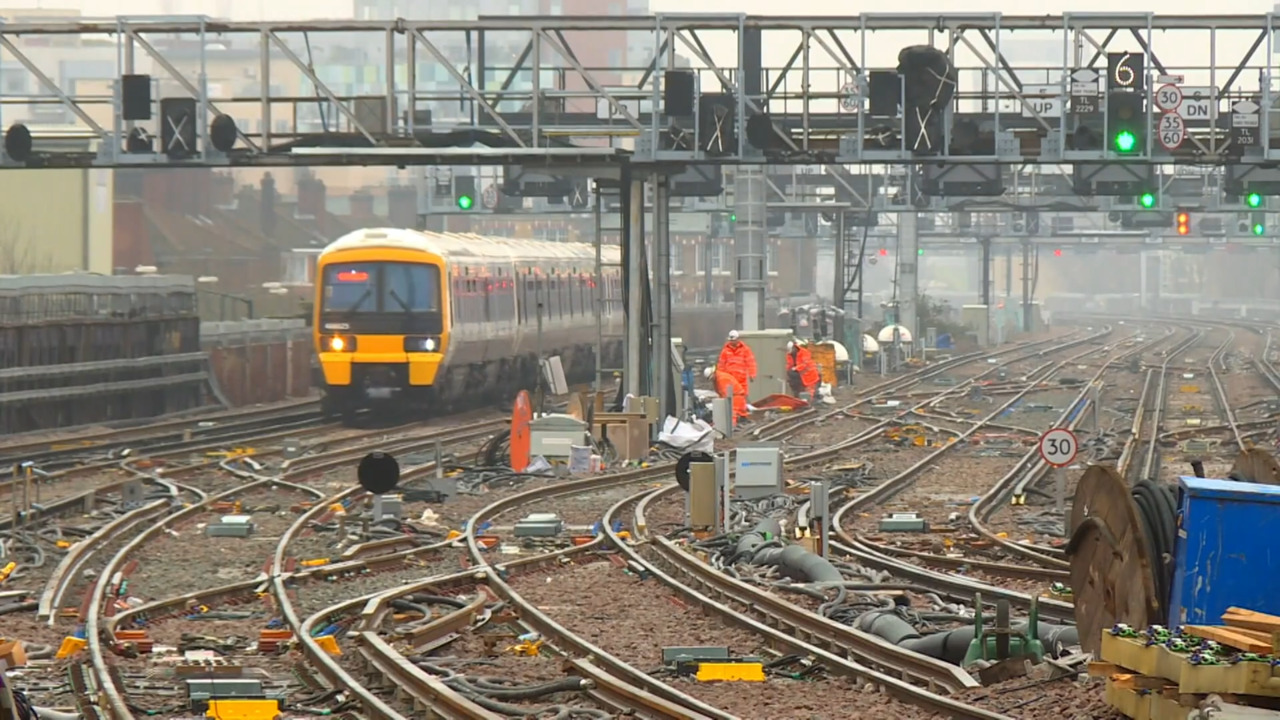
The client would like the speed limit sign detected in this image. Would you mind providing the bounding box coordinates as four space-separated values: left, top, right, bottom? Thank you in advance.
1155 83 1182 112
1158 112 1186 150
1038 428 1079 468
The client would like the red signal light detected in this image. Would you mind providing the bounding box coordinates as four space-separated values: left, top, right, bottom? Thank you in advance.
1053 249 1062 257
878 248 889 256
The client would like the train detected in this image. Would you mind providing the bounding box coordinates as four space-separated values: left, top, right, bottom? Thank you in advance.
313 228 623 420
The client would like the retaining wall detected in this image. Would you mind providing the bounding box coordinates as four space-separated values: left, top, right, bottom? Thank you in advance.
202 319 313 407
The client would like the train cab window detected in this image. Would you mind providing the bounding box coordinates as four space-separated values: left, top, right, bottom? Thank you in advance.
321 264 376 312
320 262 442 317
383 263 440 312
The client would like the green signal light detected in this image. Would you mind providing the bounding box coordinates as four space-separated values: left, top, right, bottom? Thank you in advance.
1254 223 1266 236
1139 193 1156 209
917 248 924 256
1113 130 1138 153
1247 193 1263 208
456 195 474 210
728 213 737 222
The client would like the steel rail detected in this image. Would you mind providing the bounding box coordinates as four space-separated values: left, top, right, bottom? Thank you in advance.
612 489 1012 720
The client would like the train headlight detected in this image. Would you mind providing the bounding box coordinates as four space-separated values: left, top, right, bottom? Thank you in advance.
404 336 440 353
324 335 355 352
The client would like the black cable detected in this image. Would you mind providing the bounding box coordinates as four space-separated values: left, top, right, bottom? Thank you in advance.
1130 479 1180 615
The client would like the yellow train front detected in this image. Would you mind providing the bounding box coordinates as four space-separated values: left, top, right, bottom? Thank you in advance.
312 227 623 422
313 229 448 419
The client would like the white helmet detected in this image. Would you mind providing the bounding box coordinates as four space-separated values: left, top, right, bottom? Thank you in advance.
703 366 716 379
728 330 740 341
787 341 795 352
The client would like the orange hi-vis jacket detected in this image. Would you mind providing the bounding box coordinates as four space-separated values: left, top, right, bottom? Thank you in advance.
714 369 749 422
787 345 821 391
718 340 757 388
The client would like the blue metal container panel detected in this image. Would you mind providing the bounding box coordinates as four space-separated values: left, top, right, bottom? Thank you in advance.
1168 476 1280 627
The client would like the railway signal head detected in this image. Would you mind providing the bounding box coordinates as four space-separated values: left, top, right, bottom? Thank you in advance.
1107 91 1145 155
1176 211 1191 236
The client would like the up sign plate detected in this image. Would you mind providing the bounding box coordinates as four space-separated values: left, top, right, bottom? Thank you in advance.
1020 84 1062 118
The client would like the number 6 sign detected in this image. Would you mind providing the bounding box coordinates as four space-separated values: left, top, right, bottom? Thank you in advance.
1038 428 1079 467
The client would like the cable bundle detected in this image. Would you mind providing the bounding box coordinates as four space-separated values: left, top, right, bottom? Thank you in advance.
1130 478 1180 614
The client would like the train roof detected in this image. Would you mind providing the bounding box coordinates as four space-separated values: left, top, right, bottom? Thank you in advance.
319 227 621 265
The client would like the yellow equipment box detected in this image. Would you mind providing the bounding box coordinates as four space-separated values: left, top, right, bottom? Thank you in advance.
695 661 766 682
205 699 280 720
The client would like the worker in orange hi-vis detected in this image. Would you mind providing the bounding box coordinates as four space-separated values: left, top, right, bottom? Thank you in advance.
717 330 757 391
786 340 821 398
706 366 749 424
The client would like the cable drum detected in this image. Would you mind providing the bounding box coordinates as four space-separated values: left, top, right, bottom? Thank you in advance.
675 451 715 492
1130 479 1180 615
896 45 958 155
358 451 400 494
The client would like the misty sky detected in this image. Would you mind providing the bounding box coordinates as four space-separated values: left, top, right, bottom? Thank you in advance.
10 0 1279 90
26 0 1279 24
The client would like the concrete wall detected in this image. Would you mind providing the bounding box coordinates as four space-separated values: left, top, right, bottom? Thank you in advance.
0 169 113 274
202 319 312 407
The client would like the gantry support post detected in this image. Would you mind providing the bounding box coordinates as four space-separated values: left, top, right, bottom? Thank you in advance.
652 174 673 421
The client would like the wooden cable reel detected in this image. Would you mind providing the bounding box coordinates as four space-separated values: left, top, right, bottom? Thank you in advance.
1228 447 1280 486
1065 465 1161 655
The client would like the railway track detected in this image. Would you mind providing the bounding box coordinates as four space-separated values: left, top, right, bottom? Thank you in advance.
8 332 1058 719
0 397 323 468
20 319 1280 720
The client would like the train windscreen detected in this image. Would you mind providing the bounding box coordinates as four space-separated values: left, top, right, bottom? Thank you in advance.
321 262 441 314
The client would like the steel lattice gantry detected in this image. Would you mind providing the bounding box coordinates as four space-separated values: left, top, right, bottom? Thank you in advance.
6 13 1280 170
8 13 1280 415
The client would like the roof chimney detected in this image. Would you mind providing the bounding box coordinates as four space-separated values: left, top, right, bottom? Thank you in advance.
212 173 235 208
297 177 326 218
350 190 375 220
260 172 277 237
387 186 419 228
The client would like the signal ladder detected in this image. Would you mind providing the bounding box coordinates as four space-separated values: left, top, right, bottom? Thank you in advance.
594 186 626 391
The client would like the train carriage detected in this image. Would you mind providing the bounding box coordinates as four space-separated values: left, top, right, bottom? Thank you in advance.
313 228 623 420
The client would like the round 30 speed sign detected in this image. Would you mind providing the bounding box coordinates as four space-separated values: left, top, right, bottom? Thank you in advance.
1038 428 1079 468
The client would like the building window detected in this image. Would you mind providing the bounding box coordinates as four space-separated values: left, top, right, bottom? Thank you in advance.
694 241 731 275
671 243 684 274
703 242 724 274
766 242 779 275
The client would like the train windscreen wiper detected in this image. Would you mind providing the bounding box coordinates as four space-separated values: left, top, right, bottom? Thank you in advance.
387 289 411 312
342 287 373 315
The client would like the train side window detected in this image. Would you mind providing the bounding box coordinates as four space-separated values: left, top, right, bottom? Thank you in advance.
455 275 465 324
482 276 492 323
